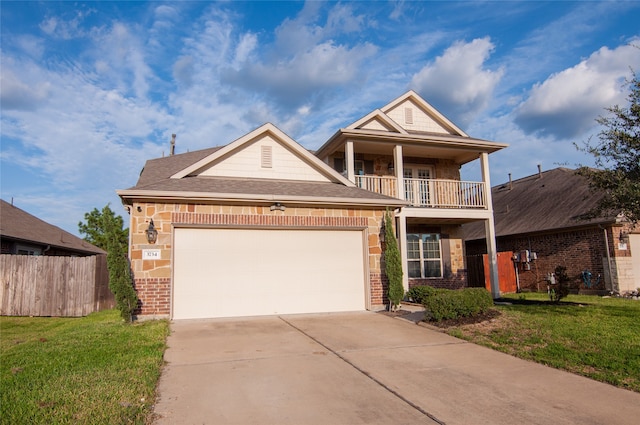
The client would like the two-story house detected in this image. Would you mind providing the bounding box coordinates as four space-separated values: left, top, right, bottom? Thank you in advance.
315 91 507 295
118 91 506 320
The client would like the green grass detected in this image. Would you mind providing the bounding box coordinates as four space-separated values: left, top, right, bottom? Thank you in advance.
445 293 640 392
1 310 169 425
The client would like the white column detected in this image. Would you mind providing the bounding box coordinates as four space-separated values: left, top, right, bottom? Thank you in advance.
481 152 500 299
393 145 404 200
346 141 355 183
397 211 409 291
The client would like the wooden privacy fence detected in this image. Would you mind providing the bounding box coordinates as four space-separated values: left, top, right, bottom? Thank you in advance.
466 251 518 294
0 254 113 317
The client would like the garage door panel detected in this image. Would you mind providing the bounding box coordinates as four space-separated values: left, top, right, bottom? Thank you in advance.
173 228 366 319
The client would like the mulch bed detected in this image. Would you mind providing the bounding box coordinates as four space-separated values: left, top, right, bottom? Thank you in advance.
377 307 502 328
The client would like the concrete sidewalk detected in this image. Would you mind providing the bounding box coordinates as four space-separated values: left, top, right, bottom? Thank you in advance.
153 312 639 425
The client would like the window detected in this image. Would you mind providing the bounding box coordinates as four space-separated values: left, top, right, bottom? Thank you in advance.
406 233 442 278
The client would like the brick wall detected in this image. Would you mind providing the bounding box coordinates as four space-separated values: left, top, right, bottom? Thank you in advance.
466 226 620 292
129 202 388 317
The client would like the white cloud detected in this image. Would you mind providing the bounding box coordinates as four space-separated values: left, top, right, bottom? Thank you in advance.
0 69 51 111
515 42 640 139
410 37 504 128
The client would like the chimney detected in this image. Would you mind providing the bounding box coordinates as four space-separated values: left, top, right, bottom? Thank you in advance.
170 134 176 156
537 164 542 178
508 173 512 190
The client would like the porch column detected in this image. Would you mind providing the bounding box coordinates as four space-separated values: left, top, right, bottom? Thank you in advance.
345 140 355 183
397 210 409 291
481 152 500 299
393 145 404 200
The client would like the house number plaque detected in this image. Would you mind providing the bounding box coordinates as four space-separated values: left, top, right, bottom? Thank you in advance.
142 249 161 260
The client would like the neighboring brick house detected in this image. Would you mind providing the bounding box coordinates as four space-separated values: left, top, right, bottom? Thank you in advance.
464 167 639 294
0 199 106 257
118 91 507 320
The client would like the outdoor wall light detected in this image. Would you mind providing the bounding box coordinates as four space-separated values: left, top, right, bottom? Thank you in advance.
387 162 394 173
379 220 386 243
270 203 286 212
146 219 158 244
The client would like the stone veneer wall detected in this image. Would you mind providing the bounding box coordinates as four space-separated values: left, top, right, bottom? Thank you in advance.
129 202 388 317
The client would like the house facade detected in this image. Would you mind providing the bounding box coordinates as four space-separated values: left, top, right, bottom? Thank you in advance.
118 92 507 320
315 91 507 294
464 168 639 294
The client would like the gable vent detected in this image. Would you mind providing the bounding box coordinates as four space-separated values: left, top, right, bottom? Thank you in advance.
404 107 414 125
261 145 273 168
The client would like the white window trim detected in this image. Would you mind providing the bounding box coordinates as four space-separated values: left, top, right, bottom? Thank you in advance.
407 233 443 279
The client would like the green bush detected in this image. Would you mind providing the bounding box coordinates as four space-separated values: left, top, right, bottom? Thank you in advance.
383 211 404 310
423 288 493 322
406 285 438 304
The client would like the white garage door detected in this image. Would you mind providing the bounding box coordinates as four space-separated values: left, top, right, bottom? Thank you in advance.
173 228 367 319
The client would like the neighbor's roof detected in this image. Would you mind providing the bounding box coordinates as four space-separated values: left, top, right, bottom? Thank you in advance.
119 142 406 208
464 167 616 240
0 199 106 255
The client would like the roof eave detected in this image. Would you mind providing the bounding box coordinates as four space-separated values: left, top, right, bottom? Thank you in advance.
117 189 408 208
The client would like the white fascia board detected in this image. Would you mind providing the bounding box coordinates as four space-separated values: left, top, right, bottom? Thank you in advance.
346 109 408 134
116 189 408 208
397 207 492 221
170 123 354 187
381 90 470 137
340 129 508 152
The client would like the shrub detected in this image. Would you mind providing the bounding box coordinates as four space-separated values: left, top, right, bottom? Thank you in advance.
423 288 493 322
406 285 437 304
549 265 570 303
383 211 404 310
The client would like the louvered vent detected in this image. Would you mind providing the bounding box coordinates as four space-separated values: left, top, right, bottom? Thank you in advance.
261 145 273 168
404 107 414 124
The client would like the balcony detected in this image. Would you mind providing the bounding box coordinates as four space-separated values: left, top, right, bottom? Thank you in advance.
355 175 486 209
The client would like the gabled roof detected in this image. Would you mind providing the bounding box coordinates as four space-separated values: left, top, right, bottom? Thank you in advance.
314 90 507 164
0 199 106 255
347 109 409 134
379 90 469 137
463 168 616 241
118 123 406 208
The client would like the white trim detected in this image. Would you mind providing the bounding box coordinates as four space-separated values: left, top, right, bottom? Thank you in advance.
170 123 355 187
347 109 409 134
380 90 469 137
116 189 408 208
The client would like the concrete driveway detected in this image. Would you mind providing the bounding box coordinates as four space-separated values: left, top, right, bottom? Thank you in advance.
153 312 639 425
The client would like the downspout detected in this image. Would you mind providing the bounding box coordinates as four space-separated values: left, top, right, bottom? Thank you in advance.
601 226 614 292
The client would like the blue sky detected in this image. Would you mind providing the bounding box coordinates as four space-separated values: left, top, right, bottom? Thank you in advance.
1 1 639 236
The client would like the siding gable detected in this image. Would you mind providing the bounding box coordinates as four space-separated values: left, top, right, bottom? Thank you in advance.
171 123 353 185
198 134 331 182
380 90 468 137
385 99 452 134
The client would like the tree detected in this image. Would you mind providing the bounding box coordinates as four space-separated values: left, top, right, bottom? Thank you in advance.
79 204 137 321
576 73 640 223
78 204 128 251
383 210 404 310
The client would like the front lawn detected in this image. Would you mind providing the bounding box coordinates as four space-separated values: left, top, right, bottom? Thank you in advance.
1 310 169 424
443 293 640 393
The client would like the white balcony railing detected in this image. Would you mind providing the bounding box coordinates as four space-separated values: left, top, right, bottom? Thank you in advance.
355 175 486 209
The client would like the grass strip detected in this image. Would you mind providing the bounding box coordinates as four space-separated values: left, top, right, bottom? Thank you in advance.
1 309 169 424
445 293 640 393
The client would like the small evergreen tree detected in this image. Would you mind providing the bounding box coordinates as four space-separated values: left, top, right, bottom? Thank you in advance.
79 204 137 321
384 211 404 310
